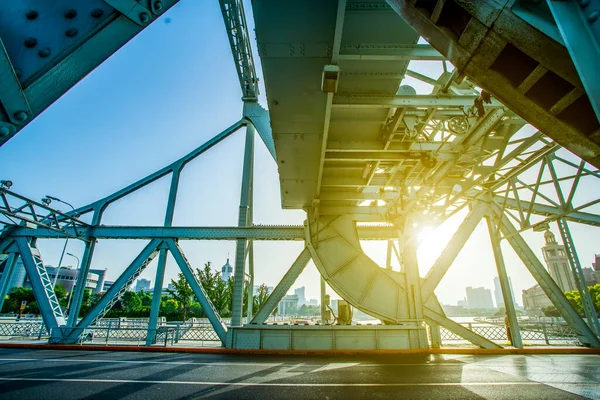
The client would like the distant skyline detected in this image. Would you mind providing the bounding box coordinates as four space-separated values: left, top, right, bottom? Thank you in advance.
1 1 599 306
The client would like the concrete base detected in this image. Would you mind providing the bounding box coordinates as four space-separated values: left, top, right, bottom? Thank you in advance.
228 324 429 350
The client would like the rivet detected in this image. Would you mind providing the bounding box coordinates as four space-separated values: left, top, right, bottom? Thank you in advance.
14 111 28 122
65 28 78 37
64 9 77 19
589 10 600 22
24 38 38 48
0 126 11 137
580 0 591 7
26 10 39 20
154 1 163 11
140 12 150 23
91 8 104 18
38 48 51 58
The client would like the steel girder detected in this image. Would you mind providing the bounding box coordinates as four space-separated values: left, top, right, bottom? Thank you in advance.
546 0 600 122
0 0 181 147
14 238 66 330
59 238 162 343
420 200 489 300
219 0 259 100
0 188 89 239
166 239 228 344
384 0 600 168
496 205 600 348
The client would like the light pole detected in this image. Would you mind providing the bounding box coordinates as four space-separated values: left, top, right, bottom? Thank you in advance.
65 252 80 314
42 196 77 288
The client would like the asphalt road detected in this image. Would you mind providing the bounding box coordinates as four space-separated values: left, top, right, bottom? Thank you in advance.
0 349 598 399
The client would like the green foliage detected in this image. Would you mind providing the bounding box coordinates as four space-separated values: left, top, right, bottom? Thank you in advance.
564 284 600 316
542 305 561 317
1 287 36 314
138 290 153 307
122 291 142 312
168 272 194 320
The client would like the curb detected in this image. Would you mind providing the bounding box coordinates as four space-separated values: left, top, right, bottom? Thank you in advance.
0 343 598 356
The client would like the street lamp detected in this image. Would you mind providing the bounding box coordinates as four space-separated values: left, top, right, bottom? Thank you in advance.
65 252 81 314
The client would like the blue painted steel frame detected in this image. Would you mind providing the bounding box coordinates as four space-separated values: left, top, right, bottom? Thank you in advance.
547 0 600 122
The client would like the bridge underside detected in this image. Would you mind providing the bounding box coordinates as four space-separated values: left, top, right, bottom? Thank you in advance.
0 0 599 351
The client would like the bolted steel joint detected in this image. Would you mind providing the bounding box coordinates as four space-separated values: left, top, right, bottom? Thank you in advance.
13 111 28 122
38 48 51 58
91 9 104 18
0 126 11 137
65 28 78 37
26 10 39 20
589 10 599 23
24 37 38 48
154 1 163 11
140 12 150 23
64 9 77 19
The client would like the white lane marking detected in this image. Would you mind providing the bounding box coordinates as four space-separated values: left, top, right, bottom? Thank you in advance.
0 377 557 387
0 358 462 367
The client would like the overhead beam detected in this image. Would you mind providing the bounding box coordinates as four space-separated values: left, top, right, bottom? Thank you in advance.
9 225 403 240
333 95 504 108
496 197 600 227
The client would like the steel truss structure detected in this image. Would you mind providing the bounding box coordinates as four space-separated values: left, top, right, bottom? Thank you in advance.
1 0 599 349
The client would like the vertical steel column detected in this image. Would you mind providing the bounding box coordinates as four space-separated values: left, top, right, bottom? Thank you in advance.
0 252 18 312
320 276 327 324
402 220 424 347
231 123 254 326
67 210 103 326
556 218 600 336
246 241 254 321
386 239 393 270
146 169 181 345
246 167 255 321
486 216 523 348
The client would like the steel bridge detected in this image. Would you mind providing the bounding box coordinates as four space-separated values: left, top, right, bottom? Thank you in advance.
0 0 600 351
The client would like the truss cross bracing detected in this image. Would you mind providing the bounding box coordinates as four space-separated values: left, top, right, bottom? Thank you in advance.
0 0 599 350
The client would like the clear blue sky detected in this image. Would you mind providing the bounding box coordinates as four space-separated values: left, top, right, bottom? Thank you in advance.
1 1 598 305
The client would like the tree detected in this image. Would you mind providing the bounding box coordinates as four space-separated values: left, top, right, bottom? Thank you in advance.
122 291 142 312
253 283 270 314
1 287 35 314
542 305 561 317
162 299 179 314
138 290 153 307
168 273 194 320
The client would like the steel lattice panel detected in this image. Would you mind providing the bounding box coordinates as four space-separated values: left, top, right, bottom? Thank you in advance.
0 0 181 146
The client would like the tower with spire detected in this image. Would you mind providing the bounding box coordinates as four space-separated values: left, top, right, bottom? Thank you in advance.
542 230 577 292
221 258 233 282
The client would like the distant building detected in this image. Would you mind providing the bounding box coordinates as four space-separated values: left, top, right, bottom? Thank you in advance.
542 230 577 292
493 276 517 308
221 258 233 282
89 268 107 294
135 278 151 293
465 286 494 309
294 286 306 306
278 294 298 315
523 230 579 316
103 280 114 292
457 299 467 308
44 266 99 294
582 267 598 286
522 285 552 317
306 299 318 306
593 254 600 282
